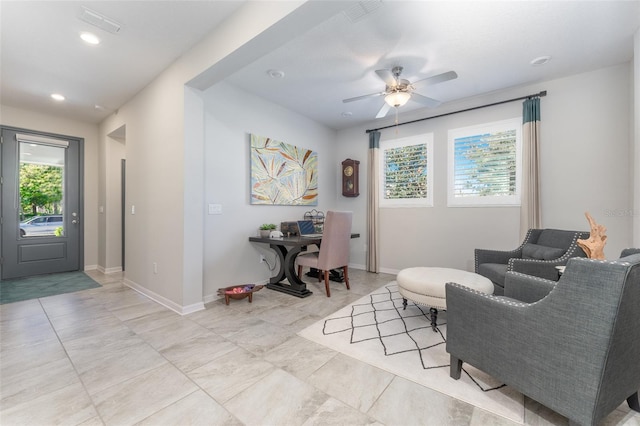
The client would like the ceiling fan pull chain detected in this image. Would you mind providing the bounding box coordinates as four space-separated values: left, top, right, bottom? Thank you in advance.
395 108 399 134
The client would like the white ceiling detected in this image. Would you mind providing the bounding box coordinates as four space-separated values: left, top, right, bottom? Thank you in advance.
1 1 639 130
0 1 245 123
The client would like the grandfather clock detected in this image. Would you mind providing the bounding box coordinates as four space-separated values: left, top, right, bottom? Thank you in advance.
341 158 360 197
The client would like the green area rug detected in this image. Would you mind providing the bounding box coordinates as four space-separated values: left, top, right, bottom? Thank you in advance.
0 271 101 304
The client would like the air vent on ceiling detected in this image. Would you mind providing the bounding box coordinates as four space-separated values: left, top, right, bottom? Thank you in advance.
344 0 383 23
78 7 121 34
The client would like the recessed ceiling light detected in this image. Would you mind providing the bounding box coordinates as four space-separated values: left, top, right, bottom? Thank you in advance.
530 56 551 66
267 69 285 79
341 112 353 118
51 93 65 101
80 32 100 45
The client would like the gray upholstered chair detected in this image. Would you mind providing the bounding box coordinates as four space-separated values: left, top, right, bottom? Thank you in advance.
446 252 640 426
296 211 352 297
475 228 589 295
504 248 640 303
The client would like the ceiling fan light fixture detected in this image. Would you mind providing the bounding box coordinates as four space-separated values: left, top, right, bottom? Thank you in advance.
385 91 411 108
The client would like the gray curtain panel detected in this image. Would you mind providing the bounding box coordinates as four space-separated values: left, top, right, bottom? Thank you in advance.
520 97 542 238
367 131 381 272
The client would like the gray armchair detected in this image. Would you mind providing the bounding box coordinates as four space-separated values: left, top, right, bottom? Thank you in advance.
446 252 640 426
475 228 589 295
504 248 640 303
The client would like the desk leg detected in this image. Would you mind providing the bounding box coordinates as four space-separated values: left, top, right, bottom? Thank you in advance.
266 244 312 298
268 244 287 284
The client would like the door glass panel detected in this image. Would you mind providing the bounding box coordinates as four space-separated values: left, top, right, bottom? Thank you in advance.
19 142 65 238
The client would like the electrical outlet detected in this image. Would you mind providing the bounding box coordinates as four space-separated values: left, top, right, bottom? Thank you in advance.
260 255 265 263
153 262 158 274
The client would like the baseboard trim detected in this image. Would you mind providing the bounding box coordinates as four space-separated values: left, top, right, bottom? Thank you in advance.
96 265 123 274
122 278 205 316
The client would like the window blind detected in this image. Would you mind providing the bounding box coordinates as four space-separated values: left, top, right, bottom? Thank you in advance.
452 130 516 197
384 143 428 199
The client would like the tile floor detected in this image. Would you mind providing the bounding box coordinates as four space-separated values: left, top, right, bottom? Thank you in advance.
1 269 638 426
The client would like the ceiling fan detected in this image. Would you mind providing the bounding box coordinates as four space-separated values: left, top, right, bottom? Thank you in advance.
343 66 458 118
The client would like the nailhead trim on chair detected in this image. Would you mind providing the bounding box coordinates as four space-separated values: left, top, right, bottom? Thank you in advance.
577 257 632 266
448 282 529 307
506 232 586 270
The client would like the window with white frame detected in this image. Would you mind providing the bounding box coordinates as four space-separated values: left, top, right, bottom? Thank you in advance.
379 134 433 207
447 118 522 206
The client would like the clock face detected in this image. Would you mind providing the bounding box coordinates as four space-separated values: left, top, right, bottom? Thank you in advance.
344 165 354 177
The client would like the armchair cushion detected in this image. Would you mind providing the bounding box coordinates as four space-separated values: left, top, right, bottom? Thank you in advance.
476 263 508 287
522 243 565 260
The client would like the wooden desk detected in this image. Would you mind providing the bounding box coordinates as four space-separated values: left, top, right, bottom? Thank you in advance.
248 233 359 298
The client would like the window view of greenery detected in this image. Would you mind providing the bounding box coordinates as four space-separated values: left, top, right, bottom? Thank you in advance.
19 142 65 237
379 134 433 208
452 130 517 197
448 118 521 206
20 164 63 217
384 143 429 200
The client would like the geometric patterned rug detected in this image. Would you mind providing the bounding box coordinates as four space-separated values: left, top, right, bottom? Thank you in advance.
298 282 525 423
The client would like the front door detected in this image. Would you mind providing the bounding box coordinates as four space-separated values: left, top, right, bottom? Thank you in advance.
1 127 83 279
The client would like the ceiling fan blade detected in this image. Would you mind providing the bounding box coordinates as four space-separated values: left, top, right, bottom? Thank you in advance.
375 103 391 118
343 91 385 103
411 92 442 108
412 70 458 88
375 69 396 87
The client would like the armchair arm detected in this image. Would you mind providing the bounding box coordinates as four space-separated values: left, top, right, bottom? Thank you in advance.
508 258 564 280
504 271 556 302
474 248 522 272
621 248 640 258
445 283 536 384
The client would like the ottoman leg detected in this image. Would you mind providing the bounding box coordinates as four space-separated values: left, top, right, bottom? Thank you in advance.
429 307 438 332
402 298 408 310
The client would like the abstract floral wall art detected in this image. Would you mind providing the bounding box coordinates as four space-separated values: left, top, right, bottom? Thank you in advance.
250 134 318 205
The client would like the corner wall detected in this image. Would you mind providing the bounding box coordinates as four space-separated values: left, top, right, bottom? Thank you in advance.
201 81 338 299
96 1 349 312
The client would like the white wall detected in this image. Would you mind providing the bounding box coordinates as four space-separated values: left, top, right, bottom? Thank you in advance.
104 133 125 273
201 81 338 298
334 63 633 273
96 1 346 312
0 104 99 270
634 29 639 246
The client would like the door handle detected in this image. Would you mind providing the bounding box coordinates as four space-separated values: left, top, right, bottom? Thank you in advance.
71 212 80 224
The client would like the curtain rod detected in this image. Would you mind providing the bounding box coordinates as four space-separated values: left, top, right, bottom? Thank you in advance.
365 90 547 134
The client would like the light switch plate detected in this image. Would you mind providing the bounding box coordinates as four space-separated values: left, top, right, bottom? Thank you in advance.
208 204 222 215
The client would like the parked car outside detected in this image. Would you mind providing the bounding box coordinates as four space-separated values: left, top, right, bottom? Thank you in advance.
19 215 63 237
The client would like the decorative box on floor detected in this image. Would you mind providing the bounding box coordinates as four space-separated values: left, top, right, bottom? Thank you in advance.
217 284 263 305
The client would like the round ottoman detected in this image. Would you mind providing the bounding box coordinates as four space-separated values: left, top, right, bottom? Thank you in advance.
396 267 494 331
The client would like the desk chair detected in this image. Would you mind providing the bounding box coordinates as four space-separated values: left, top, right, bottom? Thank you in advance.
296 211 352 297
